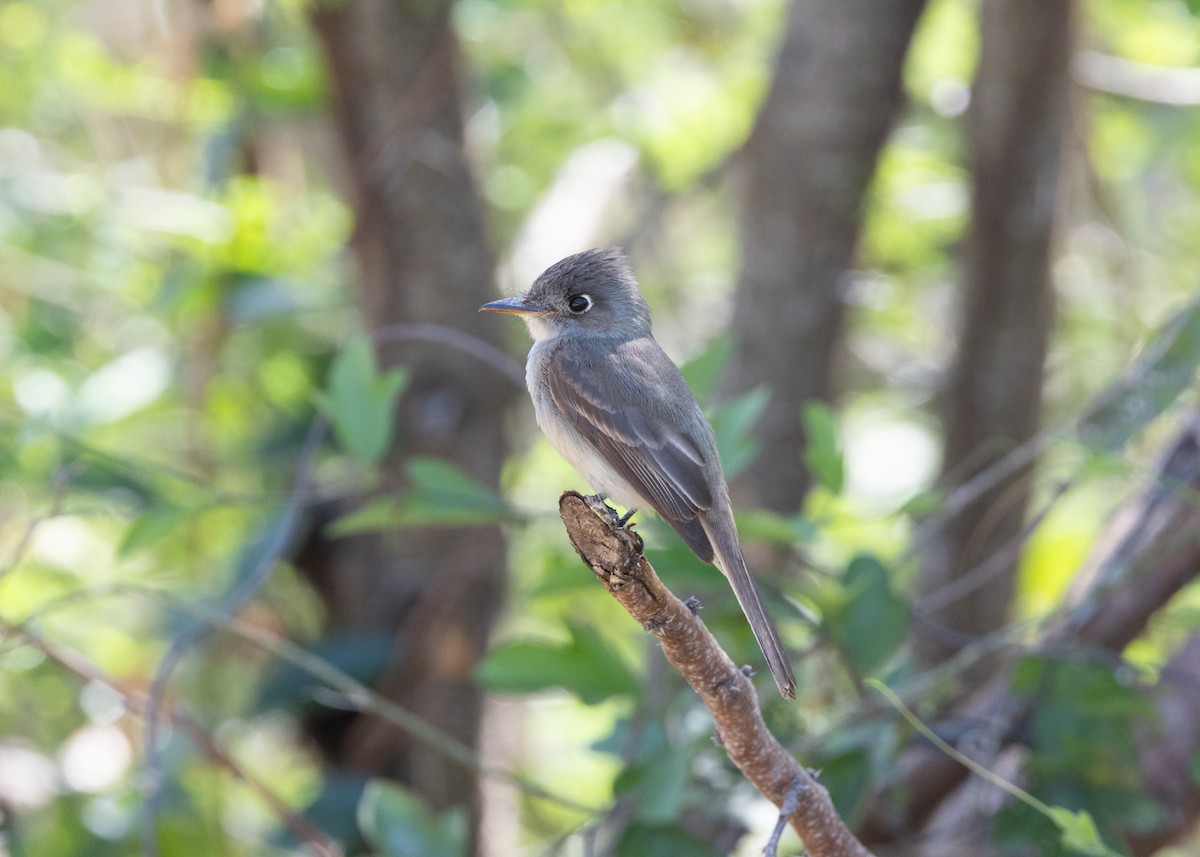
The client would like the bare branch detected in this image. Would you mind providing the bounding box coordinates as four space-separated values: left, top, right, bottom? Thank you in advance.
10 623 343 857
558 492 873 857
862 410 1200 848
141 412 329 857
1129 632 1200 856
374 322 525 387
1075 51 1200 107
1056 411 1200 650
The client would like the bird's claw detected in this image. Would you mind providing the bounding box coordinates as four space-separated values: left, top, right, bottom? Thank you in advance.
583 493 642 552
583 494 638 528
583 493 619 522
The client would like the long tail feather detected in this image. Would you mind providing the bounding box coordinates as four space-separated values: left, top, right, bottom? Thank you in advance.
703 512 796 699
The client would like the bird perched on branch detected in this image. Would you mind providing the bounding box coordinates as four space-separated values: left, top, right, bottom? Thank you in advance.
481 248 796 699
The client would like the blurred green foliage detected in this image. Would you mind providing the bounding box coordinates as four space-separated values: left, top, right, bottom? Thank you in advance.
357 781 467 857
2 0 1200 855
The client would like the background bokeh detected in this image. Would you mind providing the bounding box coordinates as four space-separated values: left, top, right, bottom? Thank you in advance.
2 0 1200 855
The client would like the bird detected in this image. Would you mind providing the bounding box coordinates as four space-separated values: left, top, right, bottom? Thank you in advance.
481 247 796 699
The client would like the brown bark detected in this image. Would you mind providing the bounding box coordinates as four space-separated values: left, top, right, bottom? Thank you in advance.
914 0 1074 666
302 0 511 837
558 492 874 857
721 0 926 514
1129 632 1200 856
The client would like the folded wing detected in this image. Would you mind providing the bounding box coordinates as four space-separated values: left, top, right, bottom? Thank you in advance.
546 339 716 561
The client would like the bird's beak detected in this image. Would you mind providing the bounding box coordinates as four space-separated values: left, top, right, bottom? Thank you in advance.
479 295 550 315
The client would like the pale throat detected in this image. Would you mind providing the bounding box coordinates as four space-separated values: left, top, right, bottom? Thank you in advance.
520 313 558 343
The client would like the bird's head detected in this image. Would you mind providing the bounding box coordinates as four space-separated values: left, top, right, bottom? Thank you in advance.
481 247 652 342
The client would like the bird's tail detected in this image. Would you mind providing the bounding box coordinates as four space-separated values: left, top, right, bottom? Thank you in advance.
704 513 796 699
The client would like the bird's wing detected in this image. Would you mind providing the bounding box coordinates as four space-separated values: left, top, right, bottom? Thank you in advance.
546 338 714 525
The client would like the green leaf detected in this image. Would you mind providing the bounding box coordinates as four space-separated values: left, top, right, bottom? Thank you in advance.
278 773 367 851
118 507 194 556
809 744 873 823
899 489 943 517
257 632 393 713
1046 807 1122 857
475 621 639 703
357 781 466 857
733 508 816 546
824 555 907 676
319 335 407 465
327 459 514 534
326 497 404 537
679 335 731 404
615 822 722 857
613 735 693 823
1080 295 1200 452
802 400 844 495
707 388 769 480
397 457 513 527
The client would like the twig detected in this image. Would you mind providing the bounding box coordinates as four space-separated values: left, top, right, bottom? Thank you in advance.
1075 51 1200 107
375 322 525 386
859 410 1200 845
19 578 599 817
141 413 329 857
0 463 75 584
913 480 1068 616
10 622 342 857
219 613 600 814
558 491 873 857
764 778 806 857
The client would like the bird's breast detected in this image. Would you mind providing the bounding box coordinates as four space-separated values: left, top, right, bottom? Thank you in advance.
525 340 647 510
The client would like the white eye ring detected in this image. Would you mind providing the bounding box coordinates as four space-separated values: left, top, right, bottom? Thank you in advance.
567 294 593 314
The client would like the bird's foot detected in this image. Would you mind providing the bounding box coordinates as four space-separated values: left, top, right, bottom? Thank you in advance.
583 493 620 522
583 494 638 527
583 494 643 553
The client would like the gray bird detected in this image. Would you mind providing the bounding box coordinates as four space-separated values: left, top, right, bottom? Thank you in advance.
481 247 796 699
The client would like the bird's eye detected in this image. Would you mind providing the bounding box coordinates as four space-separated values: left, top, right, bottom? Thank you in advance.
567 294 592 314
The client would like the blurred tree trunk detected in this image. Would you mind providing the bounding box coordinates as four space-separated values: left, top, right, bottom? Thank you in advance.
914 0 1074 667
721 0 926 514
302 0 511 847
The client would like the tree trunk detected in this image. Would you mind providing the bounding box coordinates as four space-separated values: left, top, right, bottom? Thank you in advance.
303 0 511 844
914 0 1073 666
721 0 926 514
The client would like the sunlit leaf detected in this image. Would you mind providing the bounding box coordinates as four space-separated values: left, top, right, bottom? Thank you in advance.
1046 807 1122 857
